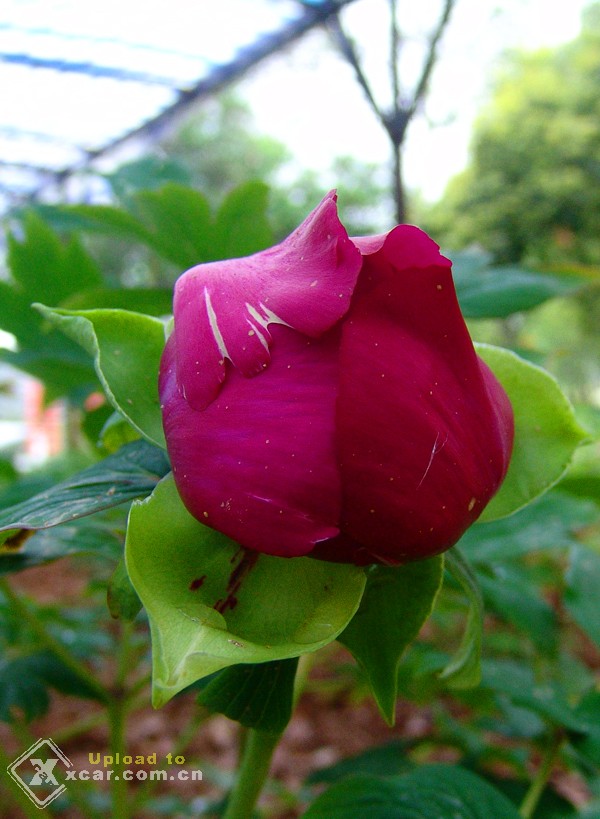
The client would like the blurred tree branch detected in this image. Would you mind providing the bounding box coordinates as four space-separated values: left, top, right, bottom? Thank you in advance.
328 0 456 222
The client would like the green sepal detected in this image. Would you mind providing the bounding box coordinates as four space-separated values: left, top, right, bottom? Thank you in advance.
439 548 484 689
476 343 589 521
125 474 366 706
34 305 167 448
198 658 299 733
338 557 443 725
107 557 143 622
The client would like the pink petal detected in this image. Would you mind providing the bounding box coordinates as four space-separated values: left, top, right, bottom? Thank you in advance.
159 325 343 557
332 226 514 564
352 225 451 267
172 191 362 410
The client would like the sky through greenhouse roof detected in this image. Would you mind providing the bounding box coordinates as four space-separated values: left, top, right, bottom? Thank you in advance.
0 0 358 214
0 0 592 218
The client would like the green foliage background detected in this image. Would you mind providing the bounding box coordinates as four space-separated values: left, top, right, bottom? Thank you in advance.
425 4 600 267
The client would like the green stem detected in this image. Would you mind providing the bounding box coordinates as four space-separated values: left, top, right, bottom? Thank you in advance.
223 728 282 819
236 724 249 768
0 579 110 704
126 671 151 701
51 710 106 744
223 654 312 818
108 621 135 819
116 621 134 691
108 698 129 819
519 731 564 819
293 652 314 707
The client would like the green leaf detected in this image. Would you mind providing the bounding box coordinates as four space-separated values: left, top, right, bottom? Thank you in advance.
338 558 443 725
460 493 571 655
564 544 600 648
480 659 591 733
0 213 103 396
0 440 169 541
0 345 95 404
0 516 123 575
303 765 522 818
30 649 105 702
0 451 97 508
104 156 191 200
197 658 299 733
0 650 103 723
477 569 558 653
559 473 600 503
476 344 589 521
212 181 273 259
32 181 273 267
132 183 214 266
99 412 142 453
439 548 484 688
0 459 18 486
306 741 413 785
61 286 174 317
452 253 583 318
458 490 596 563
0 654 53 723
107 557 143 621
7 211 102 304
0 279 43 345
35 305 167 447
570 691 600 766
30 202 154 243
80 401 114 448
125 474 366 706
467 778 577 819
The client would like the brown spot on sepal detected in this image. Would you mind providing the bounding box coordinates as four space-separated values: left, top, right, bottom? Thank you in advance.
2 529 35 552
213 548 259 614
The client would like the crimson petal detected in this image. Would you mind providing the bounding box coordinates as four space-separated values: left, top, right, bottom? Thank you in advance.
159 326 343 557
171 191 362 410
331 226 514 564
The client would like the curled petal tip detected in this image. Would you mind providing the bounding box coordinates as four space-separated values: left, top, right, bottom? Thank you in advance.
171 194 362 410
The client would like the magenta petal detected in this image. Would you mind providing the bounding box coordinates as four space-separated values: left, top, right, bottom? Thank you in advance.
352 225 452 268
159 326 343 557
171 191 362 410
350 234 388 256
335 226 514 563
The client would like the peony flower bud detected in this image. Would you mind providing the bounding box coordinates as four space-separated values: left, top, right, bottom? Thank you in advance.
159 192 514 565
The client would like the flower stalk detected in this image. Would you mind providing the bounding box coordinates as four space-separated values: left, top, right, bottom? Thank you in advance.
519 731 564 819
223 728 282 819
